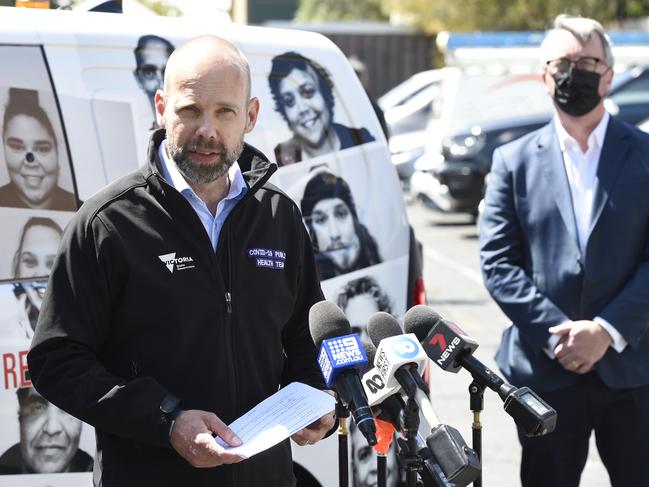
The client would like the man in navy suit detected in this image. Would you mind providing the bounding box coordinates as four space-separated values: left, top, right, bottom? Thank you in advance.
480 15 649 487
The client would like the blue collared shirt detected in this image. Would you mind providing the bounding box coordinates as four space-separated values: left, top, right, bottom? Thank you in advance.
158 140 247 252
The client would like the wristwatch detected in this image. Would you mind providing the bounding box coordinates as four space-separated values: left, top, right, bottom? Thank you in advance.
160 394 182 435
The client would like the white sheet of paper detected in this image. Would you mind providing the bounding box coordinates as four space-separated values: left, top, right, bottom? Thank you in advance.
215 382 336 459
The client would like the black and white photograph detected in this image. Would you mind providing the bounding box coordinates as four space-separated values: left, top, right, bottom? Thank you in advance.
267 52 376 165
335 275 393 331
301 170 382 280
0 386 92 475
275 151 410 281
133 34 175 130
326 262 408 333
0 342 95 485
0 211 70 283
0 88 77 212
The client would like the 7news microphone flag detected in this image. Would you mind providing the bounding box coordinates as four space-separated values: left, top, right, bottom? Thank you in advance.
404 305 557 437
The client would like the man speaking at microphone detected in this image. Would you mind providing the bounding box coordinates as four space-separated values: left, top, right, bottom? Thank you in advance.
27 36 333 487
480 15 649 487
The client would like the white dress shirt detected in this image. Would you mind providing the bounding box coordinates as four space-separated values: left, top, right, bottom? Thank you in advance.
545 112 627 356
158 140 247 252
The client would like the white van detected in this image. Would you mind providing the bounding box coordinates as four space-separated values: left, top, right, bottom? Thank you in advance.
0 6 423 486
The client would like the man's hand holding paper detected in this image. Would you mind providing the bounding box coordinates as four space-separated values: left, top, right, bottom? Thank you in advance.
215 382 336 458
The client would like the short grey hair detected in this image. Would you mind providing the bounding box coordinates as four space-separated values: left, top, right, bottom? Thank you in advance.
542 15 614 68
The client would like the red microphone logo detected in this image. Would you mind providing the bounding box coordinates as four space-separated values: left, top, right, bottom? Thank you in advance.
428 333 447 351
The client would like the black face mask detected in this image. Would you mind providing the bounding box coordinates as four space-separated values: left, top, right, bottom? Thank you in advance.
552 68 602 117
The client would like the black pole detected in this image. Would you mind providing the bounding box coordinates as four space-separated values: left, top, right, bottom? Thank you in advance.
377 454 387 487
402 397 421 487
469 381 485 487
337 402 350 487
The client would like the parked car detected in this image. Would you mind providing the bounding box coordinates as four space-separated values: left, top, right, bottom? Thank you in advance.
411 64 649 217
378 68 458 183
411 113 549 215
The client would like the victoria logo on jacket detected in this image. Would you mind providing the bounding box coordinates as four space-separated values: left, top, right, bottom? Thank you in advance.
158 252 196 273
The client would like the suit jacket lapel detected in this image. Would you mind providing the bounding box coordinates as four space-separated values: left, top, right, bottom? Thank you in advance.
538 121 579 249
588 117 631 239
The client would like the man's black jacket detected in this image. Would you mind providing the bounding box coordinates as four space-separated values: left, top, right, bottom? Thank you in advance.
28 130 326 486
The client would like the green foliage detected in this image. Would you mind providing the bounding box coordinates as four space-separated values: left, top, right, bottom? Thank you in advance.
386 0 649 33
295 0 388 22
138 0 181 16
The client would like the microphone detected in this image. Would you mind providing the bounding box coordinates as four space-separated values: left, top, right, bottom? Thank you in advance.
367 312 481 487
309 300 377 446
362 340 405 430
367 312 428 398
404 305 557 437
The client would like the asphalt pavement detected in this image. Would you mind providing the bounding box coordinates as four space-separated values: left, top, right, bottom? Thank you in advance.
406 197 610 487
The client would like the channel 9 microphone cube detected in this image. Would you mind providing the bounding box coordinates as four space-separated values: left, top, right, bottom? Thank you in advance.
374 333 428 389
318 333 368 388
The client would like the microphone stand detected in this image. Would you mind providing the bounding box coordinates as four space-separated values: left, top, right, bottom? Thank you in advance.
397 402 453 487
336 402 350 487
377 453 387 487
400 396 422 487
469 380 485 487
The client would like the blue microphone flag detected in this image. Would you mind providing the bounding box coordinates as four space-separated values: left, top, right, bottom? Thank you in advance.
317 333 367 388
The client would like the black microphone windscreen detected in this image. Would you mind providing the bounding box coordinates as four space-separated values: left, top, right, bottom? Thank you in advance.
366 312 402 347
362 340 377 364
404 305 444 342
309 300 352 349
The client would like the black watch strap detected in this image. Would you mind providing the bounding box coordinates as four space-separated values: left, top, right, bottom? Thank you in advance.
160 394 181 425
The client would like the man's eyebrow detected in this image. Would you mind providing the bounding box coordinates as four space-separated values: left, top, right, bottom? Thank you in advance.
6 136 24 144
174 100 198 110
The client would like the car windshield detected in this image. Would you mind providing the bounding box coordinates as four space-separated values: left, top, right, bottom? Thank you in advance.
445 71 552 134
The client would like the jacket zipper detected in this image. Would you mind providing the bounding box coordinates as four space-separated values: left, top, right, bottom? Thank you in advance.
225 291 232 313
213 152 276 486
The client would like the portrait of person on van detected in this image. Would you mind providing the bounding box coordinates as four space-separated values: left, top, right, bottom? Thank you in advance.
301 171 381 280
10 216 63 338
133 35 175 129
0 386 92 474
336 275 392 330
0 88 76 211
269 52 375 166
13 216 62 279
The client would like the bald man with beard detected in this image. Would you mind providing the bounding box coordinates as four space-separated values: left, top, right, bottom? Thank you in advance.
28 36 334 487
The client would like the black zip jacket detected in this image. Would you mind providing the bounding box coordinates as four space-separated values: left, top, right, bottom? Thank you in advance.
28 130 326 487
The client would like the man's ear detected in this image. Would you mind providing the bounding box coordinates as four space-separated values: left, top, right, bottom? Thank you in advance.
245 97 260 134
155 90 166 127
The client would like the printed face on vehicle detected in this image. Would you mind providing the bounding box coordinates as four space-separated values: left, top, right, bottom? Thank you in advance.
4 114 59 208
311 197 360 271
279 66 331 148
18 387 82 473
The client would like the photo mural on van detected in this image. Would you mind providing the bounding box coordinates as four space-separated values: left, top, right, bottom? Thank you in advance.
132 35 175 131
0 44 90 483
0 8 417 483
268 52 376 166
0 88 77 212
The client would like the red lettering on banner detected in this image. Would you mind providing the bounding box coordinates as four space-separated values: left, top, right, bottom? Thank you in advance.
18 350 31 388
3 353 17 389
2 351 32 390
